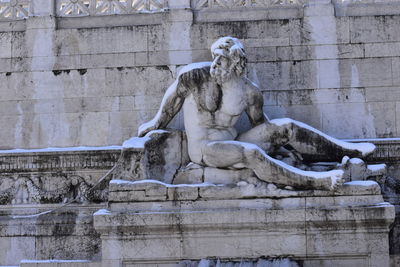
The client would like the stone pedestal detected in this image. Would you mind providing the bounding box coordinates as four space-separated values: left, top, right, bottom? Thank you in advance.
94 180 395 267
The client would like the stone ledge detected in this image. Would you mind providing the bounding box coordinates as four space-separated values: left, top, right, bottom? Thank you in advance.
0 149 120 172
56 13 166 29
108 179 382 204
0 20 26 32
333 0 400 17
0 138 397 172
193 6 303 23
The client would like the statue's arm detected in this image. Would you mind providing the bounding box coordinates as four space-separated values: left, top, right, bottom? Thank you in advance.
245 80 269 127
138 79 187 137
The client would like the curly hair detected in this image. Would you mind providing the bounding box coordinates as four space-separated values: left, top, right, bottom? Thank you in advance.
210 36 247 77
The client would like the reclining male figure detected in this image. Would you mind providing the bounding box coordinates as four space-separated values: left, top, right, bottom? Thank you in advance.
138 37 375 190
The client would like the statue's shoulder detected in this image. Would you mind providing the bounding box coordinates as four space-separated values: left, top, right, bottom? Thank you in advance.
178 62 212 89
243 77 263 105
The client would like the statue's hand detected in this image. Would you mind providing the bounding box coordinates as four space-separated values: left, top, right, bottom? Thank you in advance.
138 121 157 137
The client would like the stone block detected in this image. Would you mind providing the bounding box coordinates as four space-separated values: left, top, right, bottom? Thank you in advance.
167 187 199 200
246 20 290 43
320 102 377 139
262 91 277 106
243 37 290 48
167 9 193 22
0 32 11 58
304 3 334 17
290 17 349 45
57 27 147 56
263 105 286 120
168 0 190 9
247 47 276 62
277 44 363 61
249 61 318 91
192 49 211 63
79 53 135 70
334 1 400 17
118 96 135 111
26 16 56 30
312 88 365 104
367 101 396 137
366 87 400 102
134 51 149 66
173 164 204 184
70 112 110 147
105 66 173 97
147 24 167 52
319 58 393 89
25 28 55 59
146 185 168 197
0 58 12 73
396 103 400 136
365 42 400 58
282 104 323 131
203 167 255 185
133 94 164 110
350 15 400 43
109 190 166 202
0 236 35 266
30 0 55 16
393 58 400 86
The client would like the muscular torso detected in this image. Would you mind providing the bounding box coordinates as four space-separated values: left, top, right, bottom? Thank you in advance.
183 76 251 164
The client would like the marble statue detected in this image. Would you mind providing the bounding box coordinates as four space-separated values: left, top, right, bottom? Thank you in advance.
138 36 376 191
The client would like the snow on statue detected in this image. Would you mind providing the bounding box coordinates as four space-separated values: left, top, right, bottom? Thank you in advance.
138 36 376 190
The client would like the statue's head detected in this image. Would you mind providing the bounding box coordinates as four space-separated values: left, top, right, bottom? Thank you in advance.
210 36 247 84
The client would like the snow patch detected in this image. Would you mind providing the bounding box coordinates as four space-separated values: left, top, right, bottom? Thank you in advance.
368 164 386 172
111 179 219 188
344 137 400 142
271 118 376 156
178 62 211 76
0 146 122 154
11 210 53 219
349 158 364 164
93 209 111 216
123 130 169 148
345 180 378 187
210 36 244 56
123 136 150 149
20 260 90 263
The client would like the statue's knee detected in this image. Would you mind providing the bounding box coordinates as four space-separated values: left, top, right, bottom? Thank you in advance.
244 147 261 161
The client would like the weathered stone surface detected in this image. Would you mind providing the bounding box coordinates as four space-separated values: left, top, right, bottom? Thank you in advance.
0 204 103 266
95 191 394 266
173 163 204 184
203 167 255 185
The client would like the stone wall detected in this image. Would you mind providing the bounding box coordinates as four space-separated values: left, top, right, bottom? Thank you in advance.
1 0 400 149
2 1 400 265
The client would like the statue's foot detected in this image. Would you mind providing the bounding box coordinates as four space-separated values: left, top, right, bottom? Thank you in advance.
337 156 386 182
329 174 344 191
348 142 376 158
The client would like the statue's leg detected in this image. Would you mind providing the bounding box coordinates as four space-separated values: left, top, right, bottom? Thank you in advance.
201 140 343 190
277 118 375 160
238 119 375 161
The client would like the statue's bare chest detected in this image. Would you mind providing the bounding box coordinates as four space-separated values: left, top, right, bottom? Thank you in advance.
218 85 248 116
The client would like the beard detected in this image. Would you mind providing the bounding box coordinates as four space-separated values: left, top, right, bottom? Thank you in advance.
210 65 234 85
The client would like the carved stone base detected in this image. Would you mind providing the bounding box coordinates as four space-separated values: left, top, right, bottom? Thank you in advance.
0 204 105 266
94 181 395 267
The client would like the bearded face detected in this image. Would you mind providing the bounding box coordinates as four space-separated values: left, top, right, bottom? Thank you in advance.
210 52 234 85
